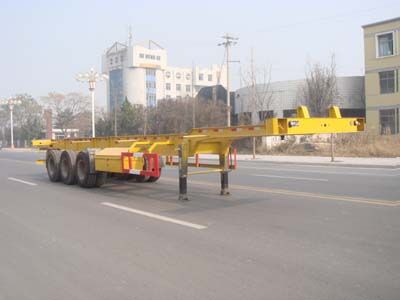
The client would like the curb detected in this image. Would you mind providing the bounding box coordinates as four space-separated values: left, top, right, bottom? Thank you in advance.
1 149 398 169
195 156 400 169
0 148 41 153
235 160 400 169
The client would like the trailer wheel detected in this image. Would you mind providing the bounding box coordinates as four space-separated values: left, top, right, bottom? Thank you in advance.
95 172 107 187
147 168 162 182
60 150 77 185
133 175 149 182
46 150 62 182
76 151 97 188
116 174 134 180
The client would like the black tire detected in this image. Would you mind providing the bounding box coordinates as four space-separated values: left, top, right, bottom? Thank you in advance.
147 168 162 182
76 151 97 188
95 172 107 187
133 175 149 182
60 150 77 185
116 173 134 180
46 150 62 182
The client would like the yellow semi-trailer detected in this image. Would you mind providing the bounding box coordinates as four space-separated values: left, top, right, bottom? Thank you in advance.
32 106 365 200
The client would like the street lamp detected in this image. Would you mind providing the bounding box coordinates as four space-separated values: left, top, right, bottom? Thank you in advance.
0 97 22 149
76 68 105 137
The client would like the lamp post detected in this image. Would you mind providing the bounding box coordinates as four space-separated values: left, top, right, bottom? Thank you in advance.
76 68 105 137
0 97 22 149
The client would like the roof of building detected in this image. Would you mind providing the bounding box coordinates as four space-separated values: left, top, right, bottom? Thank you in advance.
362 17 400 28
106 42 127 55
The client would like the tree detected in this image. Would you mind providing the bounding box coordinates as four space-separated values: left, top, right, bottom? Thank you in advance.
240 49 274 157
300 55 338 116
13 94 44 142
149 98 192 134
299 55 339 161
240 49 274 124
195 98 227 128
0 94 44 146
41 92 91 137
117 99 145 135
96 109 113 137
0 106 8 146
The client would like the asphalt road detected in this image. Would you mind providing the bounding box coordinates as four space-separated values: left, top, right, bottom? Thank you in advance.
0 151 399 300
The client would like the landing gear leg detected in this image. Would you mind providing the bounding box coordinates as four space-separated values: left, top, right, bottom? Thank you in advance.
220 153 230 196
220 171 229 195
178 144 189 201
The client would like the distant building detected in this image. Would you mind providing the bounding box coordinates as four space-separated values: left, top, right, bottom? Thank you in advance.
234 76 365 123
362 17 400 134
102 40 227 111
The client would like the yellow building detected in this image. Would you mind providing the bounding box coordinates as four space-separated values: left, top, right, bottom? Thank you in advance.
363 17 400 134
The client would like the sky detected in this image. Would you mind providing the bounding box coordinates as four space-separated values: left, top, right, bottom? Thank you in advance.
0 0 399 108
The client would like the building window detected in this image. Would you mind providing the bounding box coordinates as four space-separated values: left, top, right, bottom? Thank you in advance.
166 83 171 90
379 70 395 94
379 108 398 134
186 73 191 80
120 55 124 62
166 95 171 99
146 69 156 76
147 94 156 107
376 32 394 57
259 110 274 121
208 74 212 81
140 53 144 58
176 84 181 91
110 58 113 64
199 73 204 81
186 85 191 92
283 109 297 118
146 82 156 88
166 71 171 78
157 56 161 60
176 72 181 79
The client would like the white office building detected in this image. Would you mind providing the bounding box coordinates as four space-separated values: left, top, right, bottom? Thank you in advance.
102 40 227 111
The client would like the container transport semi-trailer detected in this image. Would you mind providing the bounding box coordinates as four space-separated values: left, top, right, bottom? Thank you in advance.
32 106 365 200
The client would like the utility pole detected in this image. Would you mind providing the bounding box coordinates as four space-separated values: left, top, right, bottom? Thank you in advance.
191 61 196 128
128 25 133 47
114 98 118 136
250 48 257 159
218 34 238 127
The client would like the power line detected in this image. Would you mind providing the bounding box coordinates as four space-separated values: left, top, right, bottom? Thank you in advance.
257 3 400 33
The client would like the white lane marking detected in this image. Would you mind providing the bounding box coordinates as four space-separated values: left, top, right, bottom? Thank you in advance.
244 162 400 171
8 177 37 186
252 174 328 182
0 158 38 165
101 202 207 230
240 166 398 177
186 158 400 171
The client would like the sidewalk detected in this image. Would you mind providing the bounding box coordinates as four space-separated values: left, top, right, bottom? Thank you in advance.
1 148 399 168
199 154 400 168
0 147 40 152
